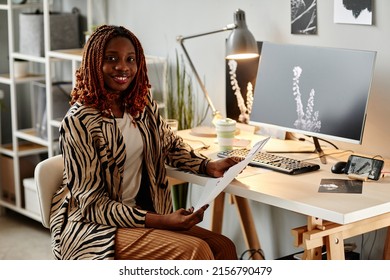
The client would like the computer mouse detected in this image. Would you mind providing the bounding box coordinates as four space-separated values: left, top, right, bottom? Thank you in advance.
331 161 347 174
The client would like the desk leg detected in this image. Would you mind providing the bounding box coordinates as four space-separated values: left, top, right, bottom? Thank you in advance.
293 214 390 260
210 192 225 234
232 195 264 260
326 232 345 260
302 216 323 260
384 227 390 260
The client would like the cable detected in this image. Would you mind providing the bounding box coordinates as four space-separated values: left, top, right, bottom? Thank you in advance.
289 133 339 149
314 136 339 149
372 154 384 160
360 230 378 260
182 138 210 150
239 248 265 260
300 149 354 162
367 230 377 260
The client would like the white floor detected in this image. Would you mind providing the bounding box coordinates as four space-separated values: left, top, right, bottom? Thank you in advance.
0 209 53 260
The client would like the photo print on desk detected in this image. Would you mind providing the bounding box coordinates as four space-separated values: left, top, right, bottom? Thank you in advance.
291 0 318 34
318 178 362 194
334 0 372 25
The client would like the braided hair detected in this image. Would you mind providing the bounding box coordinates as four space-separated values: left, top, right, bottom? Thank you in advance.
70 25 151 117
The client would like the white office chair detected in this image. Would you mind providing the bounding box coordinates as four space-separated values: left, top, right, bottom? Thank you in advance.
34 154 63 228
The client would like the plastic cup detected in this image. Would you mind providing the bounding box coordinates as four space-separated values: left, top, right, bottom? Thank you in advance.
215 118 236 151
166 119 179 134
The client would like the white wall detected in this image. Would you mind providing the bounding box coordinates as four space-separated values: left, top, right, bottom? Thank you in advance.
105 0 389 259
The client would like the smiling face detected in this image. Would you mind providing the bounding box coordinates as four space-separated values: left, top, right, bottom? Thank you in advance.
102 36 138 96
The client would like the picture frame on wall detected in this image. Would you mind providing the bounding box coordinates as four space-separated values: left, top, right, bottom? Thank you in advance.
334 0 373 25
291 0 318 34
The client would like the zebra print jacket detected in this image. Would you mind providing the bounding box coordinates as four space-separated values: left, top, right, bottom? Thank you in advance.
50 93 208 259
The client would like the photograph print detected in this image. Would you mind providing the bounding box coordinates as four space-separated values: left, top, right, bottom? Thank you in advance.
291 0 317 34
334 0 372 25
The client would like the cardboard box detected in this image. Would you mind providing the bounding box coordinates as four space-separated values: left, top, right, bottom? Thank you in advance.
19 11 80 56
0 154 41 204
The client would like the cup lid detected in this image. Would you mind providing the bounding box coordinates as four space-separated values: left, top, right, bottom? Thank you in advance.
216 118 236 126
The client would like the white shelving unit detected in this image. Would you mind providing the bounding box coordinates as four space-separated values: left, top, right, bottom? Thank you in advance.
0 0 86 222
0 0 168 223
0 0 48 222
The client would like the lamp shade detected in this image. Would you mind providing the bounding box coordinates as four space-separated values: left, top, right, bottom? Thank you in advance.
226 9 259 59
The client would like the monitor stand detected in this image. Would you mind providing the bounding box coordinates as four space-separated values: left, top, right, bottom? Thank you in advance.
266 136 328 164
312 137 327 164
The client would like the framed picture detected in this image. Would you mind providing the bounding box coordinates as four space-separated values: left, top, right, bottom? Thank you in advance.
291 0 318 34
334 0 372 25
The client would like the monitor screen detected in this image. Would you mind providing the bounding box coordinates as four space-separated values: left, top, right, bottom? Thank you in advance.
250 42 376 144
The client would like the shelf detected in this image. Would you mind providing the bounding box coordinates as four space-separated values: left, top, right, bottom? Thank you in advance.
17 142 48 157
0 199 41 223
0 2 42 11
0 144 15 157
48 48 83 61
0 73 11 85
0 73 45 85
50 118 62 128
15 129 49 147
11 52 46 64
0 141 48 157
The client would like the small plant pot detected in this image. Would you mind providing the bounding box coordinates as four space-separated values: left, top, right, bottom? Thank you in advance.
14 60 29 78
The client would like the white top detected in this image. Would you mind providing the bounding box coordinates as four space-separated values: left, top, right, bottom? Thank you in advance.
116 113 143 207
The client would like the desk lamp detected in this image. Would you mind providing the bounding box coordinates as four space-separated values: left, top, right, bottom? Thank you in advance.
177 9 259 136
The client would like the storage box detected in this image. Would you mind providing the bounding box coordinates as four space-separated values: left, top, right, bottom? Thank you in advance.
19 11 80 56
23 177 40 215
0 154 41 203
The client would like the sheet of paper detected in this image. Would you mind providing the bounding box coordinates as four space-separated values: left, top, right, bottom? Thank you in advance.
193 136 270 210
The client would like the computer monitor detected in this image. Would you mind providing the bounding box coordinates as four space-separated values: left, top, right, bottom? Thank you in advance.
250 42 376 162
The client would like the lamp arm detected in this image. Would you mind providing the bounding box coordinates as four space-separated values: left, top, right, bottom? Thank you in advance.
178 24 236 41
176 24 236 118
177 40 218 116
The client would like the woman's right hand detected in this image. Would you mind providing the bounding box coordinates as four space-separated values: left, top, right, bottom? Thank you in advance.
145 204 209 231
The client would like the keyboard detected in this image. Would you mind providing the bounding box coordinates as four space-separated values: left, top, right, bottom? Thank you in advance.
217 149 320 175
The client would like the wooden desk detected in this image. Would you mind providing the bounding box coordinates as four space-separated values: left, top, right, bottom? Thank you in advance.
168 130 390 260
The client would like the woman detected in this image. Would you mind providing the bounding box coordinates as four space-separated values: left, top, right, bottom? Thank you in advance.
50 25 239 260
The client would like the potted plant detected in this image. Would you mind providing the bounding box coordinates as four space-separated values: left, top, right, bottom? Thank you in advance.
166 50 206 129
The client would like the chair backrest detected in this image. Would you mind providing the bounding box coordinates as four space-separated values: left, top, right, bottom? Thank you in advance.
34 154 63 228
